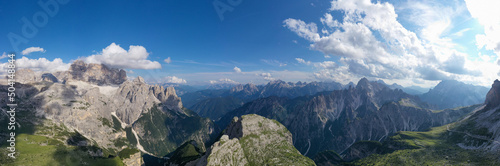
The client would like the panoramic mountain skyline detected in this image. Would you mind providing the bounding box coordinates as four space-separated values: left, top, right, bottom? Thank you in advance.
1 0 499 88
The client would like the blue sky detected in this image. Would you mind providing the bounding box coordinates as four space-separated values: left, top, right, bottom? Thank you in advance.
1 0 499 87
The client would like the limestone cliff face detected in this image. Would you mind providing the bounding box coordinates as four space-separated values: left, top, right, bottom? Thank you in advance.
192 114 315 166
67 60 126 85
112 76 160 125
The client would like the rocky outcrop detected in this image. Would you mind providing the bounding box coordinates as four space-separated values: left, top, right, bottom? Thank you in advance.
122 152 144 166
67 60 126 85
192 114 315 166
485 79 500 109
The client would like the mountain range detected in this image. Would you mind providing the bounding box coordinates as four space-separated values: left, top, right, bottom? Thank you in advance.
1 61 498 166
216 78 475 157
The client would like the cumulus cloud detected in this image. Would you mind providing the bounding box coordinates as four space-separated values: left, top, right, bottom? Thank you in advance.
209 78 239 84
465 0 500 54
285 0 497 86
233 66 242 73
165 76 187 84
259 72 274 81
5 56 70 72
82 43 161 69
21 47 46 55
283 18 320 41
164 57 171 64
295 58 311 65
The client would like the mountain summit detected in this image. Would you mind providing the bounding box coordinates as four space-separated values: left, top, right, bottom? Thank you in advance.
421 80 489 109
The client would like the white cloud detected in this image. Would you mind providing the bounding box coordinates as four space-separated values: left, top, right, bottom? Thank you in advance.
295 58 311 65
4 56 70 72
209 78 239 84
283 18 320 41
164 57 171 64
285 0 498 87
314 61 336 69
259 72 274 81
82 43 161 69
21 47 46 55
0 52 8 60
465 0 500 54
164 76 187 84
233 66 242 73
450 28 471 38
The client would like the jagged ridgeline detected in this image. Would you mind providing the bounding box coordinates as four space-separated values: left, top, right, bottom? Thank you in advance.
217 78 476 158
0 61 216 166
314 80 500 166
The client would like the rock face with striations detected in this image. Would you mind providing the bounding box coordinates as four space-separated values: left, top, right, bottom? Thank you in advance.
190 114 315 166
68 60 126 85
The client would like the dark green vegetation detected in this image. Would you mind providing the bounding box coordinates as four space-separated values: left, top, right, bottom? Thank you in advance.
118 148 140 159
166 140 204 165
314 150 343 166
0 130 127 166
132 104 216 156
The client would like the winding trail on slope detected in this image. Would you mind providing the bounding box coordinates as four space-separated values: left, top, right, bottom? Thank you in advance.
111 112 155 156
304 139 311 156
447 125 500 145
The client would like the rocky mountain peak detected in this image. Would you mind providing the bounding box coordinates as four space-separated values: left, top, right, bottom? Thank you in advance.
485 79 500 108
356 77 371 90
133 76 145 84
69 60 127 85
